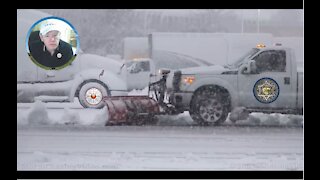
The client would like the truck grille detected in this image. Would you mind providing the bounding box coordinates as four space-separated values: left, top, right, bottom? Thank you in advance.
172 70 181 92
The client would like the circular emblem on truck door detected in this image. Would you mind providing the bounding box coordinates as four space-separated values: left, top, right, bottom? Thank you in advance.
253 78 279 103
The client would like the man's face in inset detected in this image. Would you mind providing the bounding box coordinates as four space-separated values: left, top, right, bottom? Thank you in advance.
40 30 61 52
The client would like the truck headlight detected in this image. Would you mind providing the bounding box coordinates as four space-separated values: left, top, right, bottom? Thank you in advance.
183 76 195 85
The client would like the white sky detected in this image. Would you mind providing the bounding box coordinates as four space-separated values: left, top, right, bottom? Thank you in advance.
134 9 303 21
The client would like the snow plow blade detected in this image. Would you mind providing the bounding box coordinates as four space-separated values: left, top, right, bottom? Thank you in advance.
103 96 160 125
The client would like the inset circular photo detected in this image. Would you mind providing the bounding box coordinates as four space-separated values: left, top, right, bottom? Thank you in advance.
26 17 79 70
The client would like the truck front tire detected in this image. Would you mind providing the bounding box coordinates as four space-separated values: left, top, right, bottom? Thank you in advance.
78 80 110 109
190 86 230 126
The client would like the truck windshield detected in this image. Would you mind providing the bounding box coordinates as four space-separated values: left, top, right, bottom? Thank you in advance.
228 48 260 68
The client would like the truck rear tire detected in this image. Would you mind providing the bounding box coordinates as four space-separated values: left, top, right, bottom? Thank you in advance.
190 86 230 126
78 80 110 109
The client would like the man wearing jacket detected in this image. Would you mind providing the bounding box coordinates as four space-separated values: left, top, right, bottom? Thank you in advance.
29 21 74 69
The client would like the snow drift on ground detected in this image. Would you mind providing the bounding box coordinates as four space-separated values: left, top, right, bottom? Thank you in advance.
17 88 303 127
17 89 303 170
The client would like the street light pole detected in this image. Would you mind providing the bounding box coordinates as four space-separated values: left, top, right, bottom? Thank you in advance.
257 9 260 33
241 9 244 33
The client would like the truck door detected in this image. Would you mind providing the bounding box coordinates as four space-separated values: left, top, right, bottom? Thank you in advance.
34 59 80 98
237 49 295 109
37 60 80 82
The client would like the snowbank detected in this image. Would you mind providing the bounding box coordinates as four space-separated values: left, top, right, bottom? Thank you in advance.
17 100 108 126
17 90 303 127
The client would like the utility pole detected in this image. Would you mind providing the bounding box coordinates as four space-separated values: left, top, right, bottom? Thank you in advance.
241 9 244 33
257 9 260 33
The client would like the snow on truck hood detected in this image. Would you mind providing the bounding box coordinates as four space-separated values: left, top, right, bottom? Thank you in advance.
77 53 123 74
179 65 233 75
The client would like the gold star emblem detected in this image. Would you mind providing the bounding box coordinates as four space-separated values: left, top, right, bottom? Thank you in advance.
257 80 276 101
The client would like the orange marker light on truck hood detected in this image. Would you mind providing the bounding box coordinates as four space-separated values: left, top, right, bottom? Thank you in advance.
183 76 195 85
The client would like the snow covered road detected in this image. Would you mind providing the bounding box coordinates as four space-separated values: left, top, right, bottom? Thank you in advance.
17 125 302 170
17 88 304 170
17 101 303 170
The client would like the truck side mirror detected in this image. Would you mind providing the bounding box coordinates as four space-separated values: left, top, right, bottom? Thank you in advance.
118 63 125 74
240 64 250 74
249 60 258 74
159 68 171 76
240 60 258 74
99 69 104 78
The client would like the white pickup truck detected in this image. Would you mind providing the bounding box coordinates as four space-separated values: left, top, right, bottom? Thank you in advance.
168 45 303 125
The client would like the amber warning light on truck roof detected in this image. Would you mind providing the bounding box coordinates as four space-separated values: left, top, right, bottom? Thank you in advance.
256 44 266 48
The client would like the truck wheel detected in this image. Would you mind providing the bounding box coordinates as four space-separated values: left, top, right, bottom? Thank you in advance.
78 80 110 109
190 86 230 126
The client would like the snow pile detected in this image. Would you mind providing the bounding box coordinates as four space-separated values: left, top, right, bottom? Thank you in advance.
61 107 80 125
84 106 108 126
157 111 194 126
229 107 250 122
59 107 108 126
261 114 281 126
225 106 303 127
17 102 108 126
155 110 303 127
17 90 303 127
287 114 304 126
232 113 303 127
17 85 36 102
17 109 28 126
17 101 303 127
245 114 261 126
27 100 50 125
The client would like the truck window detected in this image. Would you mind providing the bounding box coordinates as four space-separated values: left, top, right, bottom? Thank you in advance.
231 48 260 68
127 61 150 73
139 61 150 71
253 50 286 73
